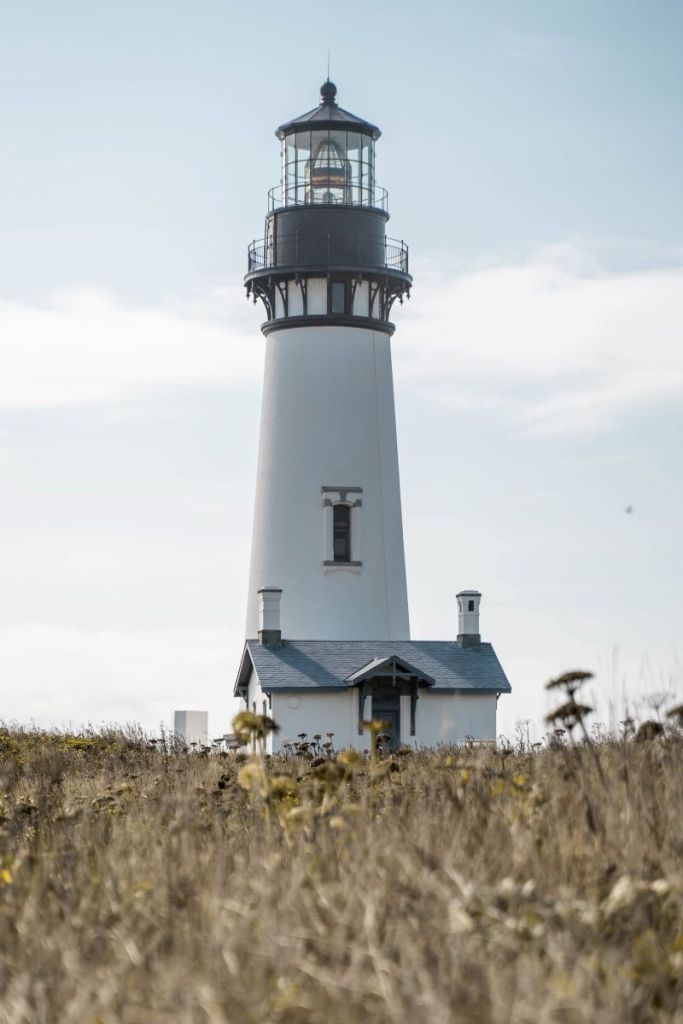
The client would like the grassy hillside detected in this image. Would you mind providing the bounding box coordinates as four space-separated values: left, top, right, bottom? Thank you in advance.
1 719 682 1023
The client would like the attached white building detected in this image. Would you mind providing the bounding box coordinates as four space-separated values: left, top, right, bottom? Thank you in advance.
234 81 511 749
237 588 509 752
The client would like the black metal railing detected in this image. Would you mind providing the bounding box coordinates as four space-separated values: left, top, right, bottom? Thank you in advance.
247 234 409 275
268 183 389 213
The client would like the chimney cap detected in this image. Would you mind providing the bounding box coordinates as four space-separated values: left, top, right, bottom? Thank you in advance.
257 586 283 594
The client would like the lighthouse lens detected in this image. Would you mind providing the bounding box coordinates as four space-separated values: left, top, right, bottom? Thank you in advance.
306 132 351 203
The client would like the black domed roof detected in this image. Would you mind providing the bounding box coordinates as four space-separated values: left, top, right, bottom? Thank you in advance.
276 81 381 141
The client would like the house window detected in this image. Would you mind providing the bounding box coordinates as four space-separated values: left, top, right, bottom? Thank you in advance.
329 279 348 314
333 504 351 562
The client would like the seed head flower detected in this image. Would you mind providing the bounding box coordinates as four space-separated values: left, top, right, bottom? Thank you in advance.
545 701 593 729
666 703 683 727
545 670 594 697
232 711 279 745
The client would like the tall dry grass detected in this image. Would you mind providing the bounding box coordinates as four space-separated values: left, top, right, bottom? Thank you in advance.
1 721 682 1023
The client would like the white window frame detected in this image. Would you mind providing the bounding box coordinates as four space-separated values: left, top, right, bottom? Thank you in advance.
321 486 363 572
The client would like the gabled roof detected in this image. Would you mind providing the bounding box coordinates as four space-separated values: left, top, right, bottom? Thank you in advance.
276 82 381 141
345 654 435 687
235 640 511 695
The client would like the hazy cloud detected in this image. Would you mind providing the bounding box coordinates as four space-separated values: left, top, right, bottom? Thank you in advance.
0 286 260 409
0 622 241 731
397 247 683 434
2 247 682 435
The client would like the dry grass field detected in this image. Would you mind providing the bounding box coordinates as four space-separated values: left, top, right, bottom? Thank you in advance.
1 703 683 1023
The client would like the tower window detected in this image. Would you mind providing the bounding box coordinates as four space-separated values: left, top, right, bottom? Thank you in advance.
468 599 475 612
321 485 362 569
333 504 351 562
329 279 348 314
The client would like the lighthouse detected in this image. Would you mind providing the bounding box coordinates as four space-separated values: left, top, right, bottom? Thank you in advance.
244 80 411 642
236 82 511 751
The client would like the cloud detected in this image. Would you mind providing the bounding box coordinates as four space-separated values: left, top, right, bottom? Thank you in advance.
0 285 261 409
2 245 682 434
0 622 242 732
396 247 683 434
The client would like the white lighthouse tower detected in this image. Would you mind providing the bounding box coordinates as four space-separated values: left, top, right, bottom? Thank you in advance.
244 81 411 641
236 81 511 751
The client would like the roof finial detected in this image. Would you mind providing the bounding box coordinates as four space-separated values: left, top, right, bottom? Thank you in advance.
320 77 337 106
327 49 330 82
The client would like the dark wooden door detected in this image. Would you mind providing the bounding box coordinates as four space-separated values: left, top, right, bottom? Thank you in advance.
372 692 400 750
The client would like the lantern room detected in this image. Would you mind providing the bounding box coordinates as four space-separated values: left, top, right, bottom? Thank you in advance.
276 81 380 209
245 80 411 330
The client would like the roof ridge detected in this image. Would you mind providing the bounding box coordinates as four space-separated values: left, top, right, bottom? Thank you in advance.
246 638 491 645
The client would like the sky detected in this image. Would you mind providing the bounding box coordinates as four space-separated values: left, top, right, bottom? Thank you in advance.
1 0 682 742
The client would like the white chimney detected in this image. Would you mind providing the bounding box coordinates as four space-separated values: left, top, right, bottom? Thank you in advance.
457 590 481 646
258 587 282 645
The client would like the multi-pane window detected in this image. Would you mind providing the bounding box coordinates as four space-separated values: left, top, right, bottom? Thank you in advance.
333 504 351 563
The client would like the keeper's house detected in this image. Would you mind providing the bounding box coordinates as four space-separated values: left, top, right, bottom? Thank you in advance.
236 589 510 753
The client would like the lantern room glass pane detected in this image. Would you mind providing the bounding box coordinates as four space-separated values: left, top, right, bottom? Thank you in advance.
282 129 375 207
284 136 296 203
361 135 374 206
346 132 361 203
283 131 306 206
346 131 361 160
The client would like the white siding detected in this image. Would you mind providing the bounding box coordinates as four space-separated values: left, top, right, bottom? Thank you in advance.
413 692 497 746
266 690 497 753
271 690 359 753
246 669 274 754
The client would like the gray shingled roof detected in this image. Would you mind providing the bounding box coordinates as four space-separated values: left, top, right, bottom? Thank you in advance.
236 640 511 695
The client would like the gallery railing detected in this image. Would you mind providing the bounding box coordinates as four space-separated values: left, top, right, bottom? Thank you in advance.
268 182 389 213
247 234 409 275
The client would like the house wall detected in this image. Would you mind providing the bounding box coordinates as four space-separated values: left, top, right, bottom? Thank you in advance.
245 671 275 754
413 692 498 746
271 690 363 753
266 690 497 752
